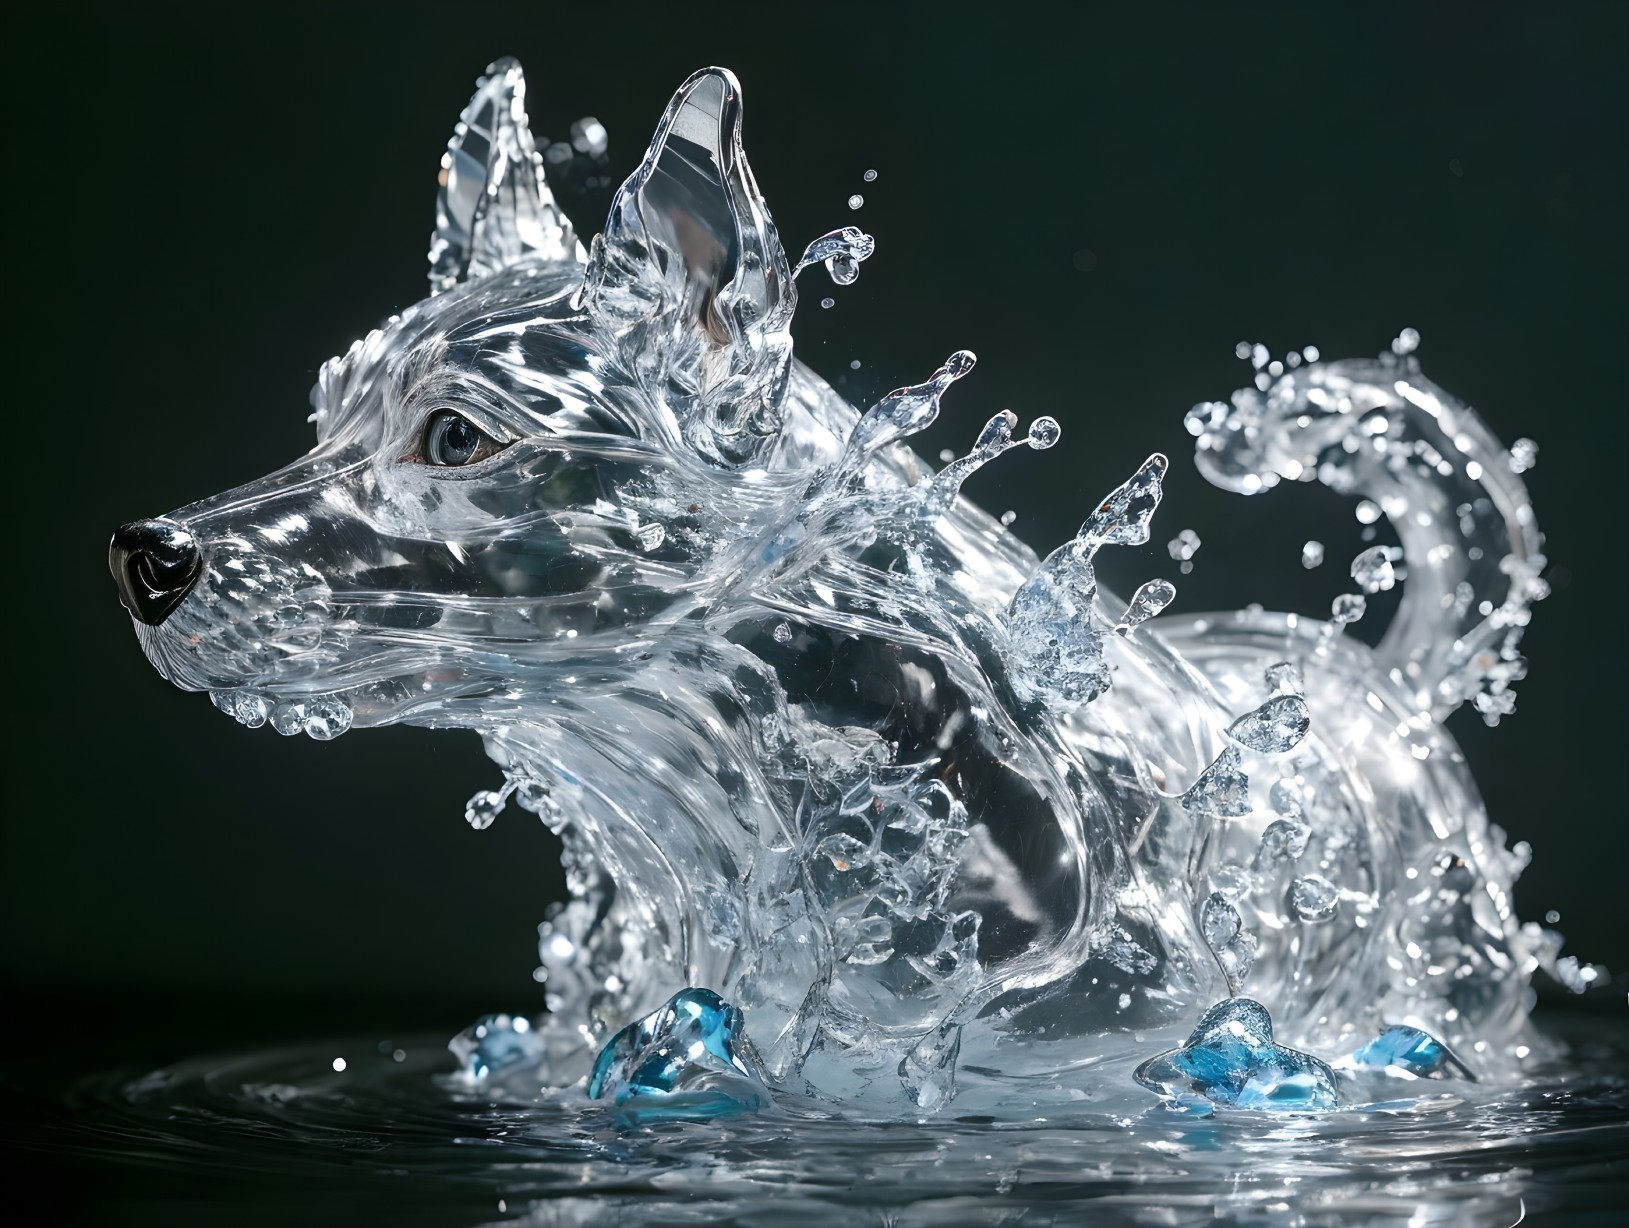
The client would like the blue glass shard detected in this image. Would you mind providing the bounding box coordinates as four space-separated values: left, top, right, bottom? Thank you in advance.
1338 1025 1474 1080
1134 997 1341 1112
588 987 769 1121
446 1012 544 1082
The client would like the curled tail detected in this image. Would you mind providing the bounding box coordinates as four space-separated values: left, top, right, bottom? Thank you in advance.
1185 340 1547 720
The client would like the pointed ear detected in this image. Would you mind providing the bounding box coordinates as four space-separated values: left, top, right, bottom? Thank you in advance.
428 58 585 292
583 68 794 464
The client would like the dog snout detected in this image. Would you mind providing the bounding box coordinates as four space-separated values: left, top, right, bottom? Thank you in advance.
109 519 204 627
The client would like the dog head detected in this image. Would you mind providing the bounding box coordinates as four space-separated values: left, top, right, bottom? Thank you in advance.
111 62 839 734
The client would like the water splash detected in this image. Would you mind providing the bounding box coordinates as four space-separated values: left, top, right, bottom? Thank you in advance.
111 61 1587 1123
1114 578 1176 635
587 988 768 1121
1224 696 1310 754
793 226 876 286
1135 999 1340 1111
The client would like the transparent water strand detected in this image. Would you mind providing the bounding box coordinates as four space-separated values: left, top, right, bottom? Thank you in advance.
1001 452 1170 709
920 411 1059 520
1225 695 1311 755
844 350 977 462
1114 578 1177 636
792 226 876 287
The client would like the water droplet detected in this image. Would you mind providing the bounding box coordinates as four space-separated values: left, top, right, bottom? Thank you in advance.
1330 593 1367 625
1115 578 1177 635
1551 956 1603 993
1268 777 1308 820
1256 818 1310 864
792 227 875 285
302 696 353 741
1289 874 1339 922
1350 545 1398 593
269 701 307 736
863 168 878 183
847 194 864 210
331 1057 346 1073
1201 892 1241 948
1027 416 1061 449
1197 893 1258 992
569 116 609 157
1181 747 1251 817
1081 454 1169 551
1264 660 1303 696
924 410 1056 520
1391 327 1420 356
449 1012 545 1083
465 789 507 830
1167 528 1202 562
1301 540 1325 569
211 689 271 729
850 359 862 370
1355 499 1382 525
999 510 1017 527
1225 695 1311 754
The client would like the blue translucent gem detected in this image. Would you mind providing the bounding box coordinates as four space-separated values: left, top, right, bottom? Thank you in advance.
1134 997 1341 1112
588 987 769 1121
1338 1025 1473 1080
446 1012 544 1082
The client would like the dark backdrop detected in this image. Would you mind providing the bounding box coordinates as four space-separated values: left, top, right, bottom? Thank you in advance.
7 3 1624 1036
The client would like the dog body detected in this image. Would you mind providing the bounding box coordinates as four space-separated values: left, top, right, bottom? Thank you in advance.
113 62 1552 1111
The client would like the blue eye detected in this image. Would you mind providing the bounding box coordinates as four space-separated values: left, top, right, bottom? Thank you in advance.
421 409 503 466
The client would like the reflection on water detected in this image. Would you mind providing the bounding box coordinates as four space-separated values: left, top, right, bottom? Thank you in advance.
13 1008 1623 1226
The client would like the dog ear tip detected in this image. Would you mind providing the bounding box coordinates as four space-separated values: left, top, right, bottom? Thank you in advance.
673 67 746 120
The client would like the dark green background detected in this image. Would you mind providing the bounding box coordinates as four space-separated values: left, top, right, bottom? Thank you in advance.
8 1 1624 1035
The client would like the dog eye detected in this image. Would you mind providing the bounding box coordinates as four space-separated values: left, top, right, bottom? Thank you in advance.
419 410 505 466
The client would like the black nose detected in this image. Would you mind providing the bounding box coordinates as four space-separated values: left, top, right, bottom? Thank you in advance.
109 519 204 627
